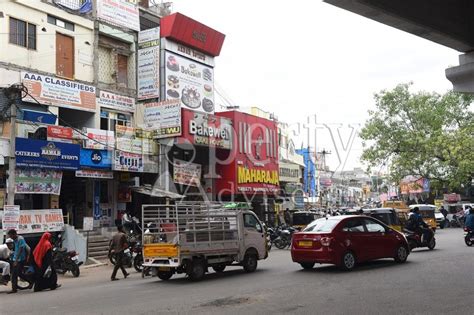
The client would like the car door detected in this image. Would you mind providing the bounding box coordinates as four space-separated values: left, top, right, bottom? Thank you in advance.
243 213 266 259
363 218 391 259
341 218 371 262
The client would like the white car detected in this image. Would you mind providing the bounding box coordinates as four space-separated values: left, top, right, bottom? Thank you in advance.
435 211 446 229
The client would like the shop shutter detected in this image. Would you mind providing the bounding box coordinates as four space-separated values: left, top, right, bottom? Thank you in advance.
56 33 74 79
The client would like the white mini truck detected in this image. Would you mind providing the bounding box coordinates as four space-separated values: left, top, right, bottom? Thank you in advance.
142 203 268 281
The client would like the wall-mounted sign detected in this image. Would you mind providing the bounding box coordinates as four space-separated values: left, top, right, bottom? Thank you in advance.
143 99 181 138
21 72 96 112
21 110 57 125
112 150 143 173
2 205 20 232
15 168 62 195
116 125 157 155
84 128 115 150
47 126 74 143
279 163 301 183
138 27 160 100
173 159 201 187
162 39 215 67
96 0 140 31
75 169 114 179
15 138 80 170
16 209 64 234
97 90 136 113
80 149 112 169
165 51 215 114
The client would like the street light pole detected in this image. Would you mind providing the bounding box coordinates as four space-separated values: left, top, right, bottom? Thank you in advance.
4 85 21 206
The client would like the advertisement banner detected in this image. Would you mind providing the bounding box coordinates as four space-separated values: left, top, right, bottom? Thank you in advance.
75 169 114 179
143 99 182 138
112 150 143 173
179 109 232 149
279 163 301 183
21 72 96 112
2 205 20 232
173 159 201 187
80 149 112 169
15 168 62 195
17 209 64 234
138 27 160 100
165 51 215 114
163 39 215 67
84 128 115 150
15 138 80 170
97 90 136 113
116 125 157 155
96 0 140 31
47 125 73 143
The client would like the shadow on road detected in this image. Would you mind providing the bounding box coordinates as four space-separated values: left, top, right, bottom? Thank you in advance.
297 259 416 274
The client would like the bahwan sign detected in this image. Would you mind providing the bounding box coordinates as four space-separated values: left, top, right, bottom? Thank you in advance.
237 167 279 186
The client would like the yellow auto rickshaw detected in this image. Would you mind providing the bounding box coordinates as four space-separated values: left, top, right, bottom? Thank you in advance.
409 204 437 230
363 208 403 231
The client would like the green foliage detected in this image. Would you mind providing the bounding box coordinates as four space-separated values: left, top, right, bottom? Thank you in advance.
360 83 474 190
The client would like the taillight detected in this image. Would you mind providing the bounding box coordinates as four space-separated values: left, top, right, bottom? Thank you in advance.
320 237 332 247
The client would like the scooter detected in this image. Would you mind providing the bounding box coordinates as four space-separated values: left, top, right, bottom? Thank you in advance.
464 227 474 246
52 234 83 277
405 228 436 251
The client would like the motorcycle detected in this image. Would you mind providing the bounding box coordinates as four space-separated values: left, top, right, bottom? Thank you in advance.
405 228 436 251
52 233 82 277
464 227 474 246
274 225 297 249
109 232 143 272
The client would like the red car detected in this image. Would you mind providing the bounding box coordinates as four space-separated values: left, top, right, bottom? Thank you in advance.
291 215 409 271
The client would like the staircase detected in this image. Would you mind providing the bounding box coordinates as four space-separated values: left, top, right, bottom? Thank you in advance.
80 230 110 261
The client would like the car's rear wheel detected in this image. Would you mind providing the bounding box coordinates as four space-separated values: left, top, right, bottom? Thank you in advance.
341 252 356 271
300 262 315 270
394 245 408 263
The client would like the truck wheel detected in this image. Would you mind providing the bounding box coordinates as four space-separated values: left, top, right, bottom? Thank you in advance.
212 264 226 273
243 252 258 273
157 270 173 281
188 260 205 281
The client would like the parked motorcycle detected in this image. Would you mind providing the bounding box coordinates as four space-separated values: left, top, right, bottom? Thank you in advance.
405 228 436 251
52 234 82 277
274 225 297 249
109 233 143 272
464 227 474 246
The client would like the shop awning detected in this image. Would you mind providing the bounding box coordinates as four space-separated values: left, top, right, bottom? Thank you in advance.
133 185 184 199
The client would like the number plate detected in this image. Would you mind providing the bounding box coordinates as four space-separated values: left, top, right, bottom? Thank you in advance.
298 241 312 247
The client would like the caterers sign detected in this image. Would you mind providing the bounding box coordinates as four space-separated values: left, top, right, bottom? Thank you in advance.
165 51 215 114
138 27 160 100
143 99 181 138
97 90 136 112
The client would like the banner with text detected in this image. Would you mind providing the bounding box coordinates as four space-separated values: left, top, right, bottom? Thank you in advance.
138 27 160 100
143 99 181 138
97 0 140 31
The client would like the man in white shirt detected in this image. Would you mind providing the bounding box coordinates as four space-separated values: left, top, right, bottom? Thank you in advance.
0 238 14 285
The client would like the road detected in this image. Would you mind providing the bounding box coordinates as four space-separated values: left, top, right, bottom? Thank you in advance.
1 228 472 315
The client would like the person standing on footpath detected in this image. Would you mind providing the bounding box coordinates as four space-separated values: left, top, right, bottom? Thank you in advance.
110 225 129 281
7 229 28 294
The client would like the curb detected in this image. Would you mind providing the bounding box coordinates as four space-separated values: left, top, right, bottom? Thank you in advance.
82 257 108 269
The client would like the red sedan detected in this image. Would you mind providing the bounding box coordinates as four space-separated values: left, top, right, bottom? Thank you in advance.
291 215 409 271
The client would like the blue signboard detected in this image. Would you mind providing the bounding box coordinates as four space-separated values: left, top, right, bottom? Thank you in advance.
80 149 112 169
15 138 80 170
21 110 57 125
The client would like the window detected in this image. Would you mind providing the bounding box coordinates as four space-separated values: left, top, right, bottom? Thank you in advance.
9 17 36 49
100 110 132 131
342 219 365 233
117 54 128 86
364 219 386 233
47 15 75 31
243 214 263 232
304 218 339 233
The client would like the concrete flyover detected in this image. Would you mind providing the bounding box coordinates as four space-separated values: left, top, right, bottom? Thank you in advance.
323 0 474 92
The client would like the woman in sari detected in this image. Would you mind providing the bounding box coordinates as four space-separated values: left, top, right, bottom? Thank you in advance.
33 232 61 292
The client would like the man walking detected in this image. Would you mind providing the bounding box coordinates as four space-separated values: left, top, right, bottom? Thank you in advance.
7 229 28 293
110 225 129 281
0 238 14 285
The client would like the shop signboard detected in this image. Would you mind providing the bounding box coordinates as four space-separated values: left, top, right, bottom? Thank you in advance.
83 217 94 231
47 125 73 143
164 51 215 114
80 149 112 169
178 109 232 149
112 150 143 173
444 193 461 203
75 169 114 179
97 90 136 113
96 0 140 31
15 138 80 170
173 159 201 187
162 38 215 67
15 168 62 195
400 177 430 195
143 99 181 138
138 27 160 100
84 128 115 150
2 205 20 232
116 125 157 155
21 72 96 112
279 163 301 183
17 209 64 234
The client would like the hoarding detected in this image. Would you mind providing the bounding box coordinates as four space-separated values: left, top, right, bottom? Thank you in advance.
97 90 136 112
96 0 140 31
115 125 157 155
15 168 62 195
17 209 64 234
47 126 73 143
21 72 96 112
165 51 215 114
80 149 112 169
143 99 181 138
84 129 115 150
173 159 201 187
138 27 160 100
2 205 20 232
75 169 114 179
279 163 301 183
112 150 143 172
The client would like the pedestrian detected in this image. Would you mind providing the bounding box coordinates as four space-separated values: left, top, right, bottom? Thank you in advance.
110 225 129 281
440 206 448 218
7 229 28 294
0 238 14 285
465 207 474 231
32 232 61 292
284 208 292 226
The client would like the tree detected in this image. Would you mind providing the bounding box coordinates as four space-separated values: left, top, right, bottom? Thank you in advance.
360 83 474 191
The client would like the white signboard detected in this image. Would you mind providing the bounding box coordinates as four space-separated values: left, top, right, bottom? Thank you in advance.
138 27 160 100
2 205 20 232
84 128 115 150
97 90 136 113
113 150 144 173
115 125 156 155
75 170 114 179
173 159 201 187
97 0 140 31
83 217 94 231
163 39 215 67
17 209 64 234
165 51 215 114
143 99 182 138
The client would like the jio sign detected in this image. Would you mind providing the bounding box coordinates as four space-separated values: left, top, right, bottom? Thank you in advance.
80 149 111 169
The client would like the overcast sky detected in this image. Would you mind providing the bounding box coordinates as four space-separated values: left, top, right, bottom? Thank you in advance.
171 0 459 171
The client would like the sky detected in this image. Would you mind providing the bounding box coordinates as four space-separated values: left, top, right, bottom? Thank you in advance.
170 0 459 172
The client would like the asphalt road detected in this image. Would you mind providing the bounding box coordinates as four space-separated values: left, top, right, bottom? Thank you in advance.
2 228 473 315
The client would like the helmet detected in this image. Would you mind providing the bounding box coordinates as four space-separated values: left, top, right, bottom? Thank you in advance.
5 238 14 244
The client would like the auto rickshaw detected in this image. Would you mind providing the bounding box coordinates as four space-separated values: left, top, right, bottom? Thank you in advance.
363 208 403 231
292 211 318 230
409 204 437 231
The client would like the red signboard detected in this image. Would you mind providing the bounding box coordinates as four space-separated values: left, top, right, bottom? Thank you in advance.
215 111 279 195
47 125 73 143
160 13 225 57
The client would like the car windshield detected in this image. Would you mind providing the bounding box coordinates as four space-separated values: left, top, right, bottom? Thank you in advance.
303 218 339 233
293 213 316 225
